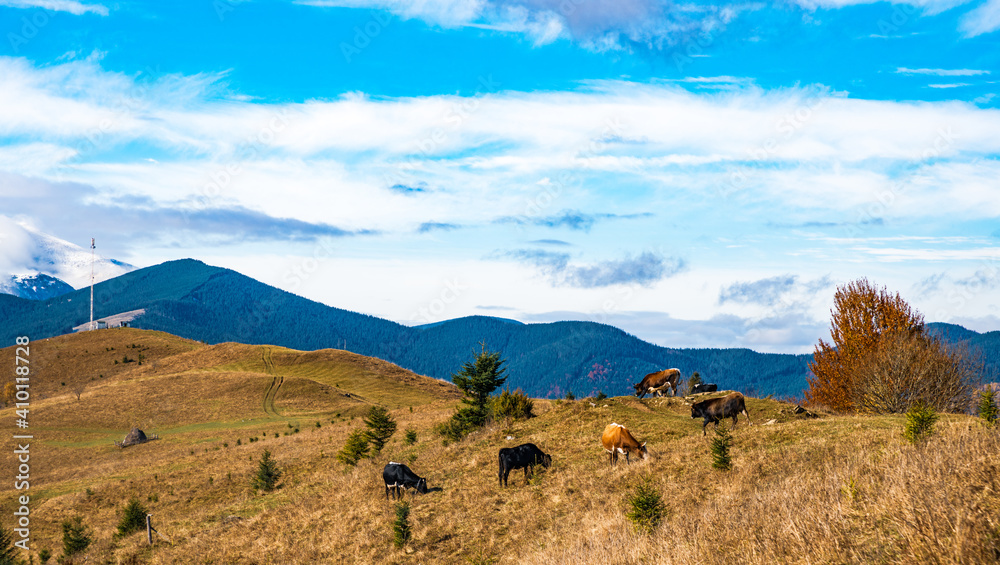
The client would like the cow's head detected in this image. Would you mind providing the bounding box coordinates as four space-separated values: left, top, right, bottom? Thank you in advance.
416 477 428 494
633 382 645 396
638 442 649 460
691 403 704 419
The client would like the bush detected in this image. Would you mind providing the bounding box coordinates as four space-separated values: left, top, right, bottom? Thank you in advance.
403 428 418 445
392 502 412 548
116 497 148 537
39 548 51 563
978 389 999 427
807 279 978 413
564 391 575 401
595 391 607 401
710 422 733 471
0 524 18 565
491 388 534 421
61 516 91 557
363 406 397 455
625 480 666 534
903 401 939 444
338 429 370 465
251 449 282 491
435 415 476 443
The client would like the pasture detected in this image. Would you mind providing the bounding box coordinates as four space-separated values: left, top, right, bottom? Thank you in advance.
1 329 997 564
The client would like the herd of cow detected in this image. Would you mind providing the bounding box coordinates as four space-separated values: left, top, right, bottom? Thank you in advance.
381 369 753 498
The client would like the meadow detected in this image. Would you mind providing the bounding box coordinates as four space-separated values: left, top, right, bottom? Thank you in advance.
1 329 997 564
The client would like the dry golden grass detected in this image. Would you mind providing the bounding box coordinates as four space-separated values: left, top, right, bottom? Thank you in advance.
1 330 998 564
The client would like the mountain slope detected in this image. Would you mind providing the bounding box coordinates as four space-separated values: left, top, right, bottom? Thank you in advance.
0 273 74 300
7 259 994 399
0 259 811 397
0 221 134 296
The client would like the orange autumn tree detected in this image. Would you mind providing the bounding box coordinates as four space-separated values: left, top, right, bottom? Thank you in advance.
806 278 926 412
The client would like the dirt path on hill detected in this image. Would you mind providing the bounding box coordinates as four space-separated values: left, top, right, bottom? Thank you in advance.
261 346 283 417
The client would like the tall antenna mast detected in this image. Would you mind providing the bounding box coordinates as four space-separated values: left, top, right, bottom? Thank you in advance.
90 237 95 330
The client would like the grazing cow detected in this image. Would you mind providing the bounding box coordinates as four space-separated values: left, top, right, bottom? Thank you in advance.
498 443 552 487
600 423 648 466
691 392 752 435
691 383 718 394
634 368 681 398
382 462 428 500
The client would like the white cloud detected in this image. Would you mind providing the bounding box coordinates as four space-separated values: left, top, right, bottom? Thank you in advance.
896 67 990 76
960 0 1000 36
793 0 971 15
0 0 108 15
296 0 746 51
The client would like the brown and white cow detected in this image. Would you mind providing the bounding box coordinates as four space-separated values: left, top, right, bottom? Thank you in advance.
690 392 752 435
634 368 681 398
600 423 648 466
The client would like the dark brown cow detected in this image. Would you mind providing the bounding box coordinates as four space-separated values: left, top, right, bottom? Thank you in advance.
690 392 752 435
600 423 648 466
634 368 681 398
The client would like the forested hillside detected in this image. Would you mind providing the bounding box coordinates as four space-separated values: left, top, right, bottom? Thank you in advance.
2 259 994 398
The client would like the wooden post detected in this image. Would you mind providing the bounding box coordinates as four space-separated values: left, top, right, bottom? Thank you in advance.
146 514 152 545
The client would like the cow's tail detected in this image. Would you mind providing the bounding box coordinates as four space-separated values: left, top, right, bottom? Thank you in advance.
498 453 504 485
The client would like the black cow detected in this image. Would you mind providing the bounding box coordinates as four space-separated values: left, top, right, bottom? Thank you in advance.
382 462 428 500
691 383 718 394
691 392 752 435
498 443 552 487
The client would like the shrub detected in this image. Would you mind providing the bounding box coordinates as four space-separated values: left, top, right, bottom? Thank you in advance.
564 391 575 401
491 388 534 421
39 548 51 563
363 406 397 454
338 429 370 466
978 389 999 427
625 480 666 534
807 278 978 413
116 497 148 537
903 401 939 444
595 391 607 401
251 449 282 492
435 416 475 443
403 428 418 445
392 502 412 548
710 422 733 471
61 516 91 557
0 524 18 565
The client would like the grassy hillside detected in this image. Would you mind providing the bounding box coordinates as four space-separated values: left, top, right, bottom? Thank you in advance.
1 329 997 564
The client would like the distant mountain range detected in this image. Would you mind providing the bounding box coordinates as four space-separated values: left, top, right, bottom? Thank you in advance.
0 273 74 300
0 222 135 300
0 258 995 398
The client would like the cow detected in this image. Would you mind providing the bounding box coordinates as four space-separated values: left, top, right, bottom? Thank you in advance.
498 443 552 487
634 368 681 398
691 392 752 435
600 423 648 466
382 462 428 500
691 383 718 394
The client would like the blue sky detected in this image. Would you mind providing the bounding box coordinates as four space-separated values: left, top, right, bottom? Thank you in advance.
1 0 999 353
